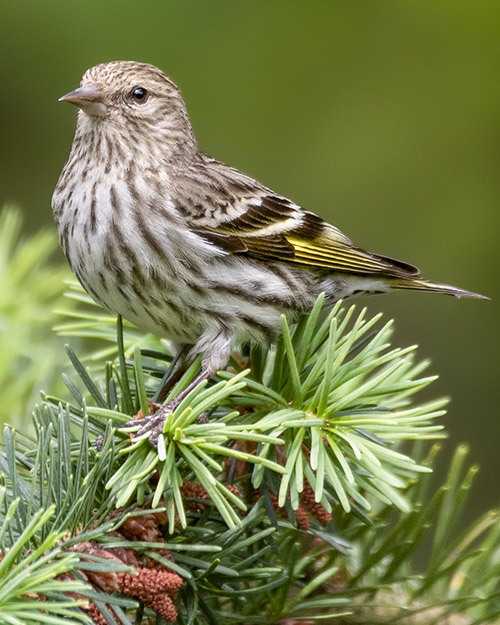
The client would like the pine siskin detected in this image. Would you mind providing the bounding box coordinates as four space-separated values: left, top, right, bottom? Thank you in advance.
52 61 486 441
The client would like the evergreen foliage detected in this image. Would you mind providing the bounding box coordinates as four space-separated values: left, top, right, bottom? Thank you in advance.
0 206 72 430
1 222 500 624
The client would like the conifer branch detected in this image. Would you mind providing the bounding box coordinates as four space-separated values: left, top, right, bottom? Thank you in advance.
0 231 499 624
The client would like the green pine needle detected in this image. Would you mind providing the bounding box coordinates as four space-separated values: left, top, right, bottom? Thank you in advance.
1 266 499 624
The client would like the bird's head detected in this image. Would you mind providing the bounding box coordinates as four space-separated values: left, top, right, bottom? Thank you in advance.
59 61 197 157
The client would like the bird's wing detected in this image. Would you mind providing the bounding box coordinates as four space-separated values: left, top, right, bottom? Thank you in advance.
178 162 420 278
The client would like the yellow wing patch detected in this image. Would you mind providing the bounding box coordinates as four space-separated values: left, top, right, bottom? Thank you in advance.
286 236 397 274
191 193 420 279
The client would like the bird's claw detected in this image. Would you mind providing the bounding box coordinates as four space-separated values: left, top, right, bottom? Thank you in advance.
122 400 180 447
138 412 168 442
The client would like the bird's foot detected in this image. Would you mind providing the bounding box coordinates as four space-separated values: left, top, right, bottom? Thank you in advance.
123 398 181 447
121 367 213 447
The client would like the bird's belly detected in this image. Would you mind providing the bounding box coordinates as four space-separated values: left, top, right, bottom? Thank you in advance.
64 216 318 349
84 270 202 343
68 243 201 344
73 251 301 348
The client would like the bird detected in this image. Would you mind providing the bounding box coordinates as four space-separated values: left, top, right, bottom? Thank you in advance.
52 60 486 443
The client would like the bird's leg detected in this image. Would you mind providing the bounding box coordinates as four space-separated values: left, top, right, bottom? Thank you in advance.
154 345 188 405
130 346 187 419
123 331 233 447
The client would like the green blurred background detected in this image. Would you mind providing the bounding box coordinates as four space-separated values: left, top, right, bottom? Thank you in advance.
1 0 499 517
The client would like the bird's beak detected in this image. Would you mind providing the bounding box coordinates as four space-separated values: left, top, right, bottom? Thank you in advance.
59 85 108 117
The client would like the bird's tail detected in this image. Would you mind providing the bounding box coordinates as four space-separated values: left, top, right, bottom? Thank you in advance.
389 277 489 300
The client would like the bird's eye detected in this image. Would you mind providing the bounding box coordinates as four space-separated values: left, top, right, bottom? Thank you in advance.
131 87 148 104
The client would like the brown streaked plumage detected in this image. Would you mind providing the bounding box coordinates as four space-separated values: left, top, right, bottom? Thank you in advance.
53 60 487 443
